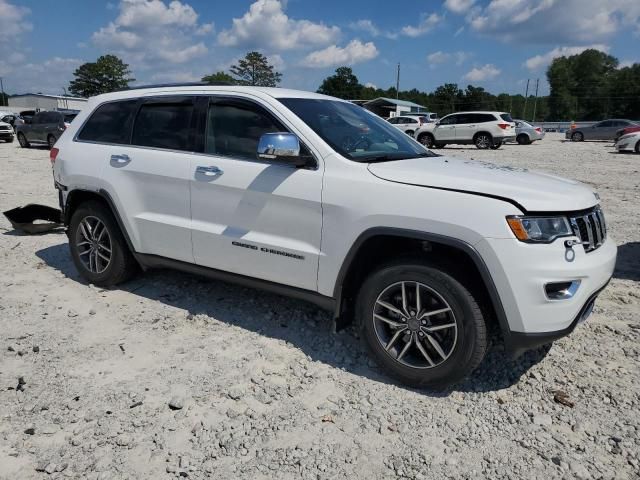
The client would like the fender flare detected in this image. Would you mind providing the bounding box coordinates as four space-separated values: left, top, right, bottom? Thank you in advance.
332 227 512 344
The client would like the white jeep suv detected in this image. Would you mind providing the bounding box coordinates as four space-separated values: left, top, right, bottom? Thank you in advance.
51 85 616 389
414 111 516 149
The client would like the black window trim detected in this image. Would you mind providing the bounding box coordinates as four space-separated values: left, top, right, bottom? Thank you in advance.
201 94 318 170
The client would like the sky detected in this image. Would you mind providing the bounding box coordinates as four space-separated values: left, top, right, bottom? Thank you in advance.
1 0 639 98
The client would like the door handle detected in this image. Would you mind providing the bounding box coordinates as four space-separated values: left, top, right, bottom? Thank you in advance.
110 154 130 164
196 165 223 176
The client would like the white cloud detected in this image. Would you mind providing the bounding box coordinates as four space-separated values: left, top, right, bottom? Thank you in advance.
150 70 202 83
349 19 380 37
364 82 377 89
463 64 501 81
401 13 442 37
524 44 610 71
619 60 638 69
92 0 211 66
444 0 476 13
267 54 286 71
2 57 82 94
0 0 32 42
217 0 340 50
427 50 470 66
301 40 378 68
464 0 640 43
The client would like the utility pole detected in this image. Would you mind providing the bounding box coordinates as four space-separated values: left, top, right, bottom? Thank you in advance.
531 78 539 122
395 63 400 100
522 79 530 119
0 77 5 107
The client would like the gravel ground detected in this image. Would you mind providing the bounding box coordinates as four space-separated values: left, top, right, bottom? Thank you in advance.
0 134 638 480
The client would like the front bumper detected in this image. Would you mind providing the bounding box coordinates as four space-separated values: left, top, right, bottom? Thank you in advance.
615 139 634 151
0 131 14 140
475 235 617 353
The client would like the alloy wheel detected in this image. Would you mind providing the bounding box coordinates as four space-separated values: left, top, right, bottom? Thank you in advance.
372 281 458 369
476 135 491 149
75 216 112 274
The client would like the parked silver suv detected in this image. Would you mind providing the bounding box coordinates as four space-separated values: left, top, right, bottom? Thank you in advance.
16 111 77 149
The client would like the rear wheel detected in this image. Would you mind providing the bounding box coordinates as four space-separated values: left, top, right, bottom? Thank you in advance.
417 132 434 148
636 140 640 154
571 131 583 142
474 133 492 149
516 134 530 145
17 132 29 148
433 143 446 149
69 201 137 286
490 141 502 150
357 262 487 389
47 134 56 149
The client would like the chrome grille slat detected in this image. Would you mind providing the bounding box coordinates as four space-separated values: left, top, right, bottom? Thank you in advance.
570 207 607 253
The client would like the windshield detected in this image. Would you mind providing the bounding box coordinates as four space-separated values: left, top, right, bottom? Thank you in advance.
278 98 435 162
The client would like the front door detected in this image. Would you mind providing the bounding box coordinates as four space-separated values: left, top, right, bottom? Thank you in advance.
190 96 323 291
435 114 457 141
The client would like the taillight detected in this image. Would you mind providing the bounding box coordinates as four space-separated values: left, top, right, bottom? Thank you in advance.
497 123 509 130
535 127 542 133
50 147 59 165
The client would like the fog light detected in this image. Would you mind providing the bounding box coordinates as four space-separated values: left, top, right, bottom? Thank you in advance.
545 280 580 300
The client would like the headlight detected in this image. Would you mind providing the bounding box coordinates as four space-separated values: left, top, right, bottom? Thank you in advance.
506 216 572 243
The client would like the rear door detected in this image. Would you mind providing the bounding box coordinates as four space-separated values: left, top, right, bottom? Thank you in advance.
26 112 44 142
189 95 323 291
42 112 63 142
454 113 478 141
82 96 196 262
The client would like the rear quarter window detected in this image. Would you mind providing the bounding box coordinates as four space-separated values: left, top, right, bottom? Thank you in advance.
77 100 138 144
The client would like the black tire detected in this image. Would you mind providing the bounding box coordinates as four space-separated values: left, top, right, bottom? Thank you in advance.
417 132 434 148
69 201 137 286
47 134 56 149
433 143 446 149
405 130 414 136
7 137 14 143
571 131 583 142
516 134 530 145
635 140 640 154
490 141 502 150
357 262 487 389
17 132 29 148
474 133 492 149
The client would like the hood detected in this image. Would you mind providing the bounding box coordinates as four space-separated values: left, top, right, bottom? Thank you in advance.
367 155 598 212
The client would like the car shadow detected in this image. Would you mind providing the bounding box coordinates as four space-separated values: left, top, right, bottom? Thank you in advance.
614 242 640 282
35 242 550 395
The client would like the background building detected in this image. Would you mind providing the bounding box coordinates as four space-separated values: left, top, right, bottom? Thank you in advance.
8 94 87 112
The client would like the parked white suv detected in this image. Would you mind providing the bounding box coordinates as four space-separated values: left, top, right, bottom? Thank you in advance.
387 115 425 135
51 85 616 389
414 111 516 149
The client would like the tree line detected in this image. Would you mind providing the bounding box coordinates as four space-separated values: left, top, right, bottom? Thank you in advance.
14 48 634 122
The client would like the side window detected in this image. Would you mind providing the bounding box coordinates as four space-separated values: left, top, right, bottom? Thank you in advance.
440 115 457 125
598 121 612 128
388 117 398 124
31 114 42 125
78 100 138 144
206 98 286 160
407 117 418 124
132 99 194 151
456 114 471 124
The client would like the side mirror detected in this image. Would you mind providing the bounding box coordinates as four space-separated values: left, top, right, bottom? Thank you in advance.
257 132 309 168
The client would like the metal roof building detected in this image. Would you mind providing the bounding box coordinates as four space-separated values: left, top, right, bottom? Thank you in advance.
359 97 428 118
8 94 88 112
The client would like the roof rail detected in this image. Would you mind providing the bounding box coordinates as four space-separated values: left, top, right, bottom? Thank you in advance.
121 81 231 91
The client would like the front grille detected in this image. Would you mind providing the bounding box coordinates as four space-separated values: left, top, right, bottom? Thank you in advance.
570 207 606 253
0 126 11 131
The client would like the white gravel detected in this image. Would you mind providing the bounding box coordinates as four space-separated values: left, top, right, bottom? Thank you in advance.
0 134 638 479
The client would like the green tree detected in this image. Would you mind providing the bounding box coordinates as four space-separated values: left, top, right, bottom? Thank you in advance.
201 71 236 85
68 55 135 97
317 67 363 99
429 83 463 115
229 52 282 87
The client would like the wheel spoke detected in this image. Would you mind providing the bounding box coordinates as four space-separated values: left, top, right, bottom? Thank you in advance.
419 307 451 320
374 314 405 329
415 282 421 314
96 250 110 263
77 241 90 247
401 282 409 316
93 250 101 272
397 334 413 361
79 222 92 243
79 249 91 256
98 243 111 254
426 334 447 358
88 249 94 271
376 300 408 319
423 323 456 332
385 327 407 352
415 338 435 366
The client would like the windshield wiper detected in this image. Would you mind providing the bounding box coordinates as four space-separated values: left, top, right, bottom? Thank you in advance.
359 152 435 163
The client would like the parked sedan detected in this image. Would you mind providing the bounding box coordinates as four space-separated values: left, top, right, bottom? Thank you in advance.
566 119 638 141
514 119 545 144
615 131 640 153
16 111 77 149
615 125 640 141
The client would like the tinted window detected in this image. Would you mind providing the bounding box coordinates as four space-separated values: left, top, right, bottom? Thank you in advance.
132 100 194 151
45 112 63 124
406 117 418 124
206 99 284 159
78 100 138 144
31 113 45 124
63 114 77 123
598 121 612 128
387 117 398 124
439 114 458 125
500 113 513 122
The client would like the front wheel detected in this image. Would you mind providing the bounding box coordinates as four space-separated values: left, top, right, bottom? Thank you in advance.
17 132 29 148
357 263 487 389
417 133 434 148
69 201 137 286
